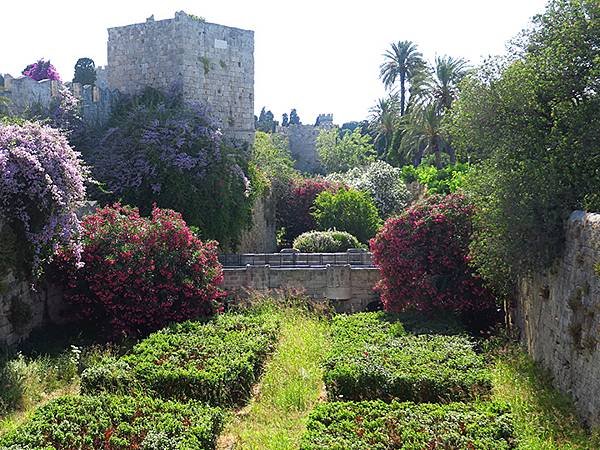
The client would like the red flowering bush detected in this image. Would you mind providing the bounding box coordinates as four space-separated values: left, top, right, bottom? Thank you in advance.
54 204 224 337
276 177 341 245
371 194 496 319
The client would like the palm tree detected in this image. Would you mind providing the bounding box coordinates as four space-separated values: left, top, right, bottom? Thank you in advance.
379 41 426 116
421 56 470 112
400 103 449 168
369 95 400 156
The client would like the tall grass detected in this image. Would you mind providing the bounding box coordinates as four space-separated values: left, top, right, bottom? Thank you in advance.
490 343 600 449
221 307 329 449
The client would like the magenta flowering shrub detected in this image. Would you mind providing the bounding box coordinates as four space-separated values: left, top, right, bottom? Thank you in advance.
22 59 61 82
90 88 254 250
0 121 89 273
54 204 224 337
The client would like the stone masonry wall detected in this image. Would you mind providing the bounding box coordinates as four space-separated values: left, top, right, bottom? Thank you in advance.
515 211 600 427
222 264 380 313
107 11 254 142
238 192 277 253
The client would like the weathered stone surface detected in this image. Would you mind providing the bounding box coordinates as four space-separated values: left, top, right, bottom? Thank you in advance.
515 210 600 427
238 192 276 253
221 263 380 312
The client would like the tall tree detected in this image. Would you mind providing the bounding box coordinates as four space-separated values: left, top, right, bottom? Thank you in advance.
423 56 470 112
379 41 426 115
73 57 97 85
282 112 289 127
369 95 400 156
289 108 301 125
400 104 449 168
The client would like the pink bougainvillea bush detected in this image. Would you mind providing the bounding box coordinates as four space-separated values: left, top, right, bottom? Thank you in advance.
0 121 89 274
22 59 61 81
370 194 496 320
54 204 225 337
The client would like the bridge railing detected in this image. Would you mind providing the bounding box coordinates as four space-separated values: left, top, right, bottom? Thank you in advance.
219 250 373 267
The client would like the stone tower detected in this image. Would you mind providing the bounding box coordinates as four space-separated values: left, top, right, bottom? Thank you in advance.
107 11 254 141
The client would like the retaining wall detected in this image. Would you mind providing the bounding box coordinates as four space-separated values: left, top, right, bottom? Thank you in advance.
515 211 600 427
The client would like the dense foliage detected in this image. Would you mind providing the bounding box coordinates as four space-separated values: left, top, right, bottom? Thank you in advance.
324 312 491 403
400 162 469 195
73 57 97 85
327 160 411 218
0 395 223 449
0 121 89 275
54 204 224 337
276 177 340 245
312 188 382 244
81 311 280 406
301 401 516 449
371 194 496 320
450 0 600 295
293 230 362 253
22 59 61 81
316 128 375 173
89 88 254 250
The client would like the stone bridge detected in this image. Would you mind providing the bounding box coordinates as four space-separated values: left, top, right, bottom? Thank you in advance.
219 250 381 312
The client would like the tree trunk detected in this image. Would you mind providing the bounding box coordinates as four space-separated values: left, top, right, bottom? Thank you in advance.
400 73 406 116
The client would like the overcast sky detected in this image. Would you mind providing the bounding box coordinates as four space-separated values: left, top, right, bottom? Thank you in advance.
1 0 548 124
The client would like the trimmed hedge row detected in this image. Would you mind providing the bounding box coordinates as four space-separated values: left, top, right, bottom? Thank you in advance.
300 400 517 449
325 312 490 403
81 311 280 406
0 395 223 450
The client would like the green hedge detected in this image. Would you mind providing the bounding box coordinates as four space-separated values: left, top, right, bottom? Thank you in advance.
292 230 363 253
300 400 516 449
81 311 280 406
0 395 223 450
325 312 490 402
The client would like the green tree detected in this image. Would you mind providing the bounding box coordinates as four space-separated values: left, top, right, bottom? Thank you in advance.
289 108 301 125
256 107 278 133
316 127 375 173
400 104 450 168
73 57 97 85
252 131 296 183
451 0 600 295
281 113 289 127
379 41 426 115
422 56 470 112
369 96 400 157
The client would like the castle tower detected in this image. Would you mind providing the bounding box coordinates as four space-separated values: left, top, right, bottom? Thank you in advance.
107 11 254 142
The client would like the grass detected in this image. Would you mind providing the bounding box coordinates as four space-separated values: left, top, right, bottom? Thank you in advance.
221 307 329 449
490 342 600 449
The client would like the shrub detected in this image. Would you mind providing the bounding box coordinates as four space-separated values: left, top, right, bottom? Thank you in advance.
312 188 382 243
0 121 89 275
301 401 516 449
325 313 491 403
276 177 341 245
293 230 362 253
22 59 61 81
53 204 224 337
400 163 470 195
371 194 496 320
327 161 411 218
316 127 375 173
81 311 280 406
0 395 223 449
89 88 254 250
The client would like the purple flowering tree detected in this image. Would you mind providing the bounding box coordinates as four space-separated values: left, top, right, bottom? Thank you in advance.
91 88 255 250
0 121 90 275
22 59 61 82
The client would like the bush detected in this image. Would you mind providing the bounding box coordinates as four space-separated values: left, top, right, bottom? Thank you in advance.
22 59 61 81
0 395 223 449
89 88 254 250
81 311 280 406
312 189 382 243
324 313 491 403
301 401 516 449
293 230 362 253
400 163 470 195
327 161 411 218
276 177 341 245
316 127 376 173
0 121 89 275
371 194 497 321
54 204 224 337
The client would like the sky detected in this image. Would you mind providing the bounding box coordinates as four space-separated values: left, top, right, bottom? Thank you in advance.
1 0 548 125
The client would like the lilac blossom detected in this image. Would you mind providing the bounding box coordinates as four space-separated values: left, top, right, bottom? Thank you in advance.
22 59 61 82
